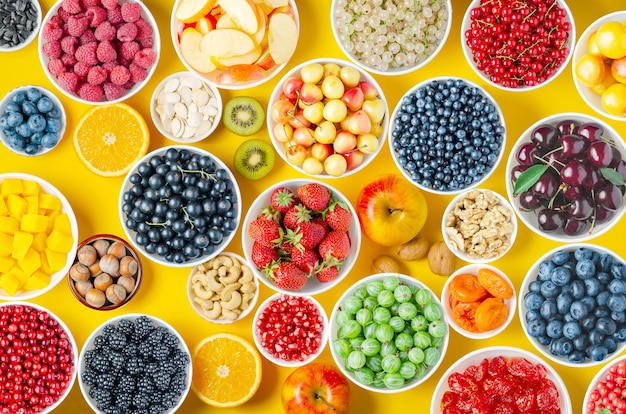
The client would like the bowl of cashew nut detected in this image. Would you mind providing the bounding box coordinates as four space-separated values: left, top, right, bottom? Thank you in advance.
187 252 259 324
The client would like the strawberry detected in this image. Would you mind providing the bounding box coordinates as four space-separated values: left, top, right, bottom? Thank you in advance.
251 241 279 269
318 230 351 261
258 205 282 223
283 203 312 230
324 200 352 231
270 187 298 213
289 222 326 250
316 265 339 283
311 215 331 233
297 183 331 211
248 217 282 248
291 246 319 274
268 261 308 291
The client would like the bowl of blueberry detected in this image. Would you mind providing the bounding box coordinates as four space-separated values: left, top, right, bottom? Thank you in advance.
506 112 626 242
0 85 66 156
388 77 506 195
118 145 241 267
520 244 626 367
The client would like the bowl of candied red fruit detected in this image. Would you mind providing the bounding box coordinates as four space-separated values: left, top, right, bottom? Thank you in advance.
431 346 572 414
506 112 626 242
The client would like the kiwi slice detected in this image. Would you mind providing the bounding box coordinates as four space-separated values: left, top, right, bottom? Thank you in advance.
222 96 265 136
233 139 275 180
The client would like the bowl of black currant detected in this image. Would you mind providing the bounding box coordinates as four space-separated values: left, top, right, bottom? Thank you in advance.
118 145 242 267
505 112 626 242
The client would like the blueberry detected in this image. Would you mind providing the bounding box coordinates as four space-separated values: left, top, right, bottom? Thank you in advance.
21 101 37 116
15 123 33 137
8 135 25 149
569 279 586 300
612 262 626 279
45 117 62 133
26 87 42 102
11 91 26 104
581 315 597 331
570 301 589 320
614 327 626 342
556 292 573 315
613 311 626 324
540 280 560 298
585 278 602 296
549 337 572 356
597 272 612 285
551 266 572 286
608 294 626 312
588 330 605 346
576 258 596 279
538 260 556 280
528 280 542 293
563 321 582 339
596 317 617 335
546 319 563 339
574 247 593 261
610 279 626 294
24 144 39 155
526 318 546 337
604 337 618 354
526 310 542 323
587 345 608 361
573 335 589 350
552 250 570 265
36 96 54 113
540 300 558 319
6 111 23 127
27 114 46 133
568 351 586 363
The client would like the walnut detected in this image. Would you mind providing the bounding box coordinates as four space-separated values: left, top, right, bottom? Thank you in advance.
371 255 401 274
428 241 456 276
397 236 430 261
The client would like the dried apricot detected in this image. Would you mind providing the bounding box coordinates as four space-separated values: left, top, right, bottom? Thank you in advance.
474 297 508 332
448 273 488 303
449 296 480 333
477 268 513 299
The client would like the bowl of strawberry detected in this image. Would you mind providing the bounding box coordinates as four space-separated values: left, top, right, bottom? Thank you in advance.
584 354 626 414
461 0 575 91
241 178 361 296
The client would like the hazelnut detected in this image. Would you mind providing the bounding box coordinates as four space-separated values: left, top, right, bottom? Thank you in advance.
74 279 93 297
117 275 136 293
92 239 110 257
119 256 138 277
93 273 113 291
77 245 97 266
85 288 106 308
107 241 127 259
371 255 401 274
99 254 120 276
69 263 90 282
105 284 127 305
88 261 101 276
397 236 430 261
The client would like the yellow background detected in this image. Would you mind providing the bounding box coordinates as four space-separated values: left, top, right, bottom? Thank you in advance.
2 0 626 412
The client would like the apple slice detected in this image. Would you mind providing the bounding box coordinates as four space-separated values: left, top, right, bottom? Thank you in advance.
255 49 276 71
215 64 266 84
200 28 257 62
175 0 218 24
215 13 239 30
195 16 215 34
268 13 298 65
213 45 262 67
252 4 267 46
256 0 288 8
179 27 216 73
217 0 259 34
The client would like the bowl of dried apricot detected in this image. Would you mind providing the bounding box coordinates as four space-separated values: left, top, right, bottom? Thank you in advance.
441 264 516 340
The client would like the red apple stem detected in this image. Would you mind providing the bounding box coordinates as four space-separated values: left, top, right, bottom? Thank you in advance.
315 393 336 411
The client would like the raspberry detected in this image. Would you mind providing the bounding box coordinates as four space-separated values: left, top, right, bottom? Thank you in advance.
94 21 116 42
66 15 89 37
61 0 82 14
101 0 119 10
42 41 62 59
79 29 97 45
133 48 156 69
74 61 92 79
107 6 124 26
129 62 147 83
87 65 108 85
60 53 77 67
117 22 137 42
82 0 100 7
86 6 107 27
57 7 72 23
109 65 131 85
96 40 117 63
119 40 139 61
75 42 98 65
138 37 153 49
121 2 142 23
134 18 153 40
41 23 63 42
47 59 65 77
60 35 78 55
57 72 79 93
103 82 126 101
102 61 117 73
77 83 104 102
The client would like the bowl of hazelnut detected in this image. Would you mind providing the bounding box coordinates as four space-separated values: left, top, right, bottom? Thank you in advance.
67 234 142 310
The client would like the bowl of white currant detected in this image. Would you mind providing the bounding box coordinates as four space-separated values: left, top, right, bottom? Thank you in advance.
505 112 626 243
118 146 242 267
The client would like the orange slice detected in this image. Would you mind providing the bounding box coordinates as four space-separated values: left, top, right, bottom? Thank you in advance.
73 103 149 177
191 332 262 407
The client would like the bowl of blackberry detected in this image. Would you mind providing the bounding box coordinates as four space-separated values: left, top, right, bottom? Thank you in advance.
505 112 626 242
388 77 506 194
118 145 242 267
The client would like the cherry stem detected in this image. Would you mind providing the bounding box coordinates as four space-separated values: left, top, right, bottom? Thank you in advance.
589 189 597 235
315 393 336 411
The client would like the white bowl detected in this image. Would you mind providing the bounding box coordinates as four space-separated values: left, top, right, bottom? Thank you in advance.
572 11 626 121
442 264 516 340
519 243 626 367
388 76 506 195
252 293 328 367
583 354 626 413
442 188 517 263
329 273 449 393
430 346 572 414
78 313 192 413
187 252 259 324
119 145 242 268
0 0 42 52
38 0 160 105
267 57 389 178
241 178 361 296
170 0 299 90
0 85 66 156
0 301 78 413
0 172 78 300
330 0 452 76
150 71 222 143
505 112 626 243
461 0 575 91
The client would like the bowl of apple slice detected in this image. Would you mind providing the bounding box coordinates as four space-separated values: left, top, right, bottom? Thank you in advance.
171 0 299 90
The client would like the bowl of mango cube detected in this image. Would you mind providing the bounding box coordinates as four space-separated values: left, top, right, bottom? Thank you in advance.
0 173 78 300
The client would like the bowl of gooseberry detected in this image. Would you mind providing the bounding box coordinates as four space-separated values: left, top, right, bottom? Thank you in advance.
505 112 626 242
431 346 572 414
267 57 389 178
461 0 575 91
520 243 626 368
329 273 449 393
330 0 452 76
583 354 626 414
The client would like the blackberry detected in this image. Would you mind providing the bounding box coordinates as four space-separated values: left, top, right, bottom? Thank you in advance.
161 391 180 409
116 374 136 392
152 343 170 361
94 334 108 350
81 370 97 387
89 387 112 408
150 390 164 405
83 349 97 367
133 316 155 341
138 341 153 359
137 376 154 395
89 352 110 373
106 329 128 350
130 409 148 414
147 326 165 345
161 331 179 350
148 404 167 414
158 359 176 375
170 370 187 393
170 348 191 370
102 324 118 338
152 371 171 391
113 392 133 411
103 407 122 414
125 356 144 376
109 350 125 372
144 361 159 376
117 318 135 337
123 342 139 358
132 392 151 409
95 372 116 390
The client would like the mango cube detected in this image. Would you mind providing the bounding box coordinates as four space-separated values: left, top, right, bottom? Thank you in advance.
0 233 12 256
20 214 49 234
0 178 23 196
25 196 38 214
0 216 18 234
0 196 7 216
46 230 73 253
45 248 66 273
38 193 61 212
6 194 28 220
0 268 28 296
21 180 40 196
0 256 15 273
52 213 71 234
17 248 41 276
23 270 50 291
12 231 33 260
31 232 47 252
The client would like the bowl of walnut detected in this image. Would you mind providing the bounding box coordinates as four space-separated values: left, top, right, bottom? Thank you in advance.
442 188 517 264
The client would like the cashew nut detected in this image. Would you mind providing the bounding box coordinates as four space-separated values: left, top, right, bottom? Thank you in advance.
242 292 255 309
220 266 241 284
221 309 239 321
241 281 257 294
239 266 253 284
221 291 242 310
194 297 213 310
220 283 242 301
205 270 223 292
192 282 215 300
204 301 222 319
212 255 234 269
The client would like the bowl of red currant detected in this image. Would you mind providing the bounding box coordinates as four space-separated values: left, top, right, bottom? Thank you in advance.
461 0 575 91
505 112 626 242
584 354 626 414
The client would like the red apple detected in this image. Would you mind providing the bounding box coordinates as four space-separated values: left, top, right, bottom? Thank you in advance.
356 174 428 246
281 363 351 414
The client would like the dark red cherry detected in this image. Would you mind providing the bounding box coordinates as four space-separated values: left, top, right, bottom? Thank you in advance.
519 190 543 210
597 183 624 211
588 141 620 167
561 160 589 187
537 208 565 231
556 119 579 136
594 205 614 223
577 122 604 142
583 166 606 190
616 159 626 181
516 143 539 165
563 184 582 201
563 217 588 236
533 172 559 199
531 124 559 151
569 196 595 220
560 134 588 159
511 164 529 182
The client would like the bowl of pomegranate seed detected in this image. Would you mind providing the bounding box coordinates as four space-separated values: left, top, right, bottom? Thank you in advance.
505 112 626 243
461 0 575 91
252 293 328 367
431 346 572 414
38 0 160 104
0 301 78 413
583 354 626 414
241 178 361 297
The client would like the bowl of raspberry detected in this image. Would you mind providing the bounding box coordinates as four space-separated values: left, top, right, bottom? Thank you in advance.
505 112 626 242
461 0 575 91
241 178 361 296
431 346 572 414
520 244 626 368
38 0 160 104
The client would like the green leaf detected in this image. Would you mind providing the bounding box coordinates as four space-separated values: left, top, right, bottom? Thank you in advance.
598 409 613 414
600 167 625 186
513 164 549 195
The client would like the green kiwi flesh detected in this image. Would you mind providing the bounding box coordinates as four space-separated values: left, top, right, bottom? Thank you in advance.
223 96 265 136
234 139 275 180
